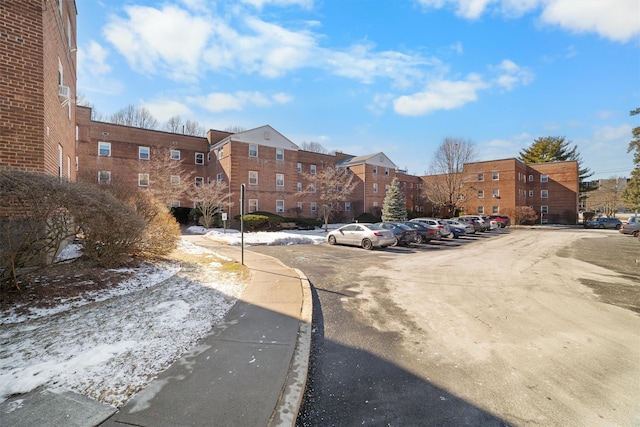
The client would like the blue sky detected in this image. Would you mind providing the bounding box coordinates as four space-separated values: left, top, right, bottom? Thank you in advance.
77 0 639 179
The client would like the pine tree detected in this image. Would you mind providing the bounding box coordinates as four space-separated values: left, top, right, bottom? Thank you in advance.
381 177 407 221
621 121 640 210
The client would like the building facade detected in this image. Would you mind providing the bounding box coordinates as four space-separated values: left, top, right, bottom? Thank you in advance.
0 0 77 179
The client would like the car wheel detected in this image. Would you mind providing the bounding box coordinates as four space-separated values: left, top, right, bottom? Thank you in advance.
615 224 621 230
633 231 639 237
392 236 400 247
414 234 424 244
328 235 336 245
362 238 373 250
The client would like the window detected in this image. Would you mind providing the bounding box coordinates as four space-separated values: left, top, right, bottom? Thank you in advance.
217 173 224 182
249 171 258 185
98 171 111 184
477 173 484 182
541 189 549 199
276 173 284 187
541 205 549 214
372 166 378 174
249 144 258 157
98 141 111 156
541 174 549 183
207 152 211 162
529 174 533 181
373 183 378 193
492 189 500 198
276 200 284 213
492 172 499 180
170 175 180 185
195 152 204 165
139 146 150 160
297 182 302 192
385 167 390 176
385 184 390 191
297 162 302 173
276 148 284 161
138 173 149 187
478 190 484 198
345 202 351 212
171 201 181 208
310 164 316 174
310 184 316 193
171 149 180 160
529 190 534 197
264 131 271 140
492 206 499 214
217 146 224 159
373 201 378 207
477 206 484 214
297 202 303 210
195 177 204 187
311 202 317 212
249 199 258 213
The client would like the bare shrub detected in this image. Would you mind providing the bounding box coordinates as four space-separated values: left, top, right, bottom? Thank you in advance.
503 206 538 225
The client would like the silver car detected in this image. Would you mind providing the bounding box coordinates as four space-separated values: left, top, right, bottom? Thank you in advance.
619 221 640 236
445 219 475 235
327 223 396 250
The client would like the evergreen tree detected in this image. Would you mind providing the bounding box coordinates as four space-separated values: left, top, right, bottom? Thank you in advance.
621 116 640 210
381 177 407 221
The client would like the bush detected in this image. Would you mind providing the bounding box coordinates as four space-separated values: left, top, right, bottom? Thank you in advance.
355 212 380 223
234 211 285 231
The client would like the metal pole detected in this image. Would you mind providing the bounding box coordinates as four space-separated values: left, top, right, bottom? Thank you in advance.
240 184 245 265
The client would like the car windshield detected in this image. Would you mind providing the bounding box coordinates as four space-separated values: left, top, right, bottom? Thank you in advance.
362 223 383 230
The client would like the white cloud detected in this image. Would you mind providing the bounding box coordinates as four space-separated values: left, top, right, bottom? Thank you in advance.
417 0 640 42
367 93 395 115
491 59 534 90
189 91 293 113
143 100 193 123
393 74 488 116
79 40 111 76
103 5 212 81
593 124 633 142
241 0 313 9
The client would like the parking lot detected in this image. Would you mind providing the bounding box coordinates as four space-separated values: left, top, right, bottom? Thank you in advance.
251 227 640 426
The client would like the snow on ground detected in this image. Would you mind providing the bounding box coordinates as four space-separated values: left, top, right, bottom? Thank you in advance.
0 228 331 408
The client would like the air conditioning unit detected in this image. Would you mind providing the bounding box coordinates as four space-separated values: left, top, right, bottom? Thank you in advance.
58 84 71 99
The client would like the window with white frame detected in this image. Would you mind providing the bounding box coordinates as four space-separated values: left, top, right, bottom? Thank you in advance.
249 199 258 213
478 190 484 198
276 173 284 187
217 146 224 159
311 202 317 212
541 189 548 198
373 183 378 193
385 184 390 191
297 162 302 173
310 164 316 174
492 189 500 198
170 175 180 185
217 173 224 182
138 173 149 187
372 166 378 174
297 202 303 210
541 174 548 182
249 171 258 185
171 149 180 160
98 141 111 156
171 201 180 208
529 190 534 197
207 177 211 184
541 205 549 214
207 152 211 162
139 146 150 160
385 167 389 175
297 182 302 192
195 152 204 165
195 177 204 186
276 200 284 213
310 183 316 193
492 171 499 180
98 171 111 184
373 201 378 207
528 174 533 181
477 206 484 214
249 144 258 157
345 201 351 212
478 173 484 182
276 148 284 161
492 206 499 214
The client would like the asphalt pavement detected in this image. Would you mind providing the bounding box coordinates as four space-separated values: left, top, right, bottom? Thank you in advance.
0 235 312 427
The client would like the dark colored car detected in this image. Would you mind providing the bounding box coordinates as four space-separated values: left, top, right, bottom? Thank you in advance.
489 215 511 228
376 222 418 246
402 221 438 244
584 217 622 229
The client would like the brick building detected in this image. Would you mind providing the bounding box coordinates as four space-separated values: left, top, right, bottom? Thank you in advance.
0 0 77 179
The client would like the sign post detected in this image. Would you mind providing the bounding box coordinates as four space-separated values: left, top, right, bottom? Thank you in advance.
222 212 227 233
240 184 245 265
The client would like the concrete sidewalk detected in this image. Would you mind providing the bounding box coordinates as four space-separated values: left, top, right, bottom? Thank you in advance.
0 236 312 427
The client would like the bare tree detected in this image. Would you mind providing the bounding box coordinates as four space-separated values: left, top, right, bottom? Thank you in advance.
165 115 183 133
300 141 329 154
76 93 107 121
110 104 158 129
224 125 246 133
184 120 206 136
193 181 233 228
299 166 357 231
139 147 195 209
423 138 477 217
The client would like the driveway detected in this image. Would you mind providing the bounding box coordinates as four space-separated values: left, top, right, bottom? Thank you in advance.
251 228 640 426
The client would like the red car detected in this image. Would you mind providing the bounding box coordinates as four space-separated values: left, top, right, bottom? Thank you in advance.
489 215 511 228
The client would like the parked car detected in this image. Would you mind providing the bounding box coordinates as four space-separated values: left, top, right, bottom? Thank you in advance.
488 215 511 228
619 221 640 236
327 223 395 249
402 221 438 243
376 222 418 246
456 216 482 232
410 218 449 239
483 216 500 230
623 215 640 225
584 217 622 229
445 219 475 235
457 215 490 231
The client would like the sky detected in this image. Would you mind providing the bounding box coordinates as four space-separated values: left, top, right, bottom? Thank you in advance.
76 0 640 180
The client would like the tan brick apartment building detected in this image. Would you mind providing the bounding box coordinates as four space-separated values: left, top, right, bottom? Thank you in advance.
0 0 77 179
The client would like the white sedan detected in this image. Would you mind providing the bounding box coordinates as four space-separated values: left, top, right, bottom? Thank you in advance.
327 223 396 250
